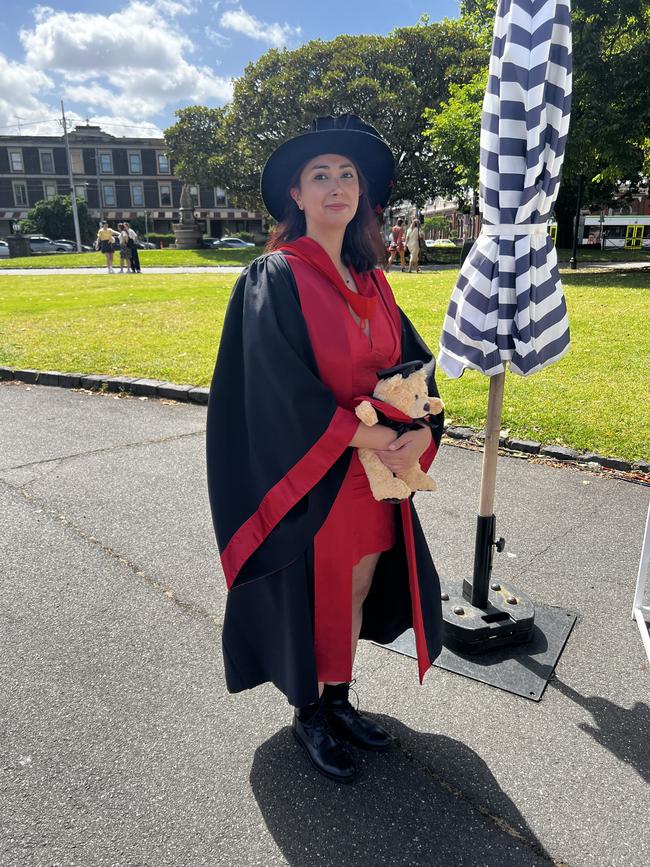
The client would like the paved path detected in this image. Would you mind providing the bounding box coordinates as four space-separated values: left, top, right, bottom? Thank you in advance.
1 260 648 276
1 381 648 866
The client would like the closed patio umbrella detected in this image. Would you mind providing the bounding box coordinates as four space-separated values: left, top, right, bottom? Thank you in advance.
438 0 573 649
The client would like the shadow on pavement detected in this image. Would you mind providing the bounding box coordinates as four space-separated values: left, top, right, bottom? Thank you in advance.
552 679 650 784
250 715 550 867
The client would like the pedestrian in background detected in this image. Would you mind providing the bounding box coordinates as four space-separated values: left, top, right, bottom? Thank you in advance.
96 221 115 273
386 217 405 271
405 218 423 273
117 223 132 274
124 222 141 273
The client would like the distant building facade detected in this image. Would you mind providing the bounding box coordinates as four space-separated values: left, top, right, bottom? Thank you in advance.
0 124 264 238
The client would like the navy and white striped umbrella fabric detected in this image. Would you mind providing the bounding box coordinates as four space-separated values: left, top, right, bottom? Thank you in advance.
438 0 572 379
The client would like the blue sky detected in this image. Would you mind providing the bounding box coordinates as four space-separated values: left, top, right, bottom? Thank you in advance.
0 0 461 138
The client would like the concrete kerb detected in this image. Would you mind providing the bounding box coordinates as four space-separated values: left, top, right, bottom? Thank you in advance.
1 364 648 479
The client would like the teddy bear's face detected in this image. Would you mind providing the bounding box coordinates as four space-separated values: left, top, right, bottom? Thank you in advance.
374 369 433 418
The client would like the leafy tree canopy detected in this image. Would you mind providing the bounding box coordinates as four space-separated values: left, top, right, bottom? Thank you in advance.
20 195 94 243
428 0 650 222
199 21 485 209
164 105 226 186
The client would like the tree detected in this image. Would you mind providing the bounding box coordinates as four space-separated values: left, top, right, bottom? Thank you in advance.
213 21 485 210
163 106 226 186
20 195 94 243
423 70 487 201
425 0 650 245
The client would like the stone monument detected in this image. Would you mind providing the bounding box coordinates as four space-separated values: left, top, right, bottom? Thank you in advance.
171 183 202 249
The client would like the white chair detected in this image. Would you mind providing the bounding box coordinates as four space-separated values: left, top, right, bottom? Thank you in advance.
632 502 650 663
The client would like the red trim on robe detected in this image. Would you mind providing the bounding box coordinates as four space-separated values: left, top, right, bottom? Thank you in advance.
401 501 432 682
220 406 360 587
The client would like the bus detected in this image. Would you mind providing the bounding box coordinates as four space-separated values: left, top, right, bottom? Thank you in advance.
577 215 650 249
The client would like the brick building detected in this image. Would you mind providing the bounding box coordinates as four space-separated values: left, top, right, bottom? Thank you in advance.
0 123 264 239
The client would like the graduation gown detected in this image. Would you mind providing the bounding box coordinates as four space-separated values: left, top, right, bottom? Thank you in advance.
206 237 445 708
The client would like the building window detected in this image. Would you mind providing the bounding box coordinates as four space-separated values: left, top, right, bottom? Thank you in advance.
13 182 28 207
99 151 113 173
40 150 55 173
131 183 144 207
157 152 170 174
70 149 83 174
74 184 87 201
128 151 142 173
102 182 116 206
189 184 200 206
214 186 227 207
9 149 24 172
43 182 58 201
159 183 172 206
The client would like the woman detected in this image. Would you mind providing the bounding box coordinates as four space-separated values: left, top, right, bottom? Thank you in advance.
96 221 115 273
386 217 406 272
206 115 444 784
117 223 132 273
405 218 423 273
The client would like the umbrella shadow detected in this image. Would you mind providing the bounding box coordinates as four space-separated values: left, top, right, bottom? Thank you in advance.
551 679 650 784
250 715 550 867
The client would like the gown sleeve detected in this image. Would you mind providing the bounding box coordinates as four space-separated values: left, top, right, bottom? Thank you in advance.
398 308 445 472
206 252 360 588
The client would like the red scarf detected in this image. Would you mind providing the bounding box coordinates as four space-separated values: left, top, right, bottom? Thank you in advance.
279 236 378 324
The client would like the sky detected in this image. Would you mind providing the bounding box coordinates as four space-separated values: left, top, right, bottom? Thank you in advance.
0 0 461 139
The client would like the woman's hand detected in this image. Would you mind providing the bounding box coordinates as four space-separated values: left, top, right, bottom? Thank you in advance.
374 426 432 473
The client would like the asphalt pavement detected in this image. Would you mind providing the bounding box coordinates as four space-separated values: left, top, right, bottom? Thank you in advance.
1 381 648 867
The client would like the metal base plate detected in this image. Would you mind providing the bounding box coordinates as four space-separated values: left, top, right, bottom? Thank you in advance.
375 603 577 701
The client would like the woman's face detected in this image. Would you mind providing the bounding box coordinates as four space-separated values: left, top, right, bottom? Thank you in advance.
291 153 360 230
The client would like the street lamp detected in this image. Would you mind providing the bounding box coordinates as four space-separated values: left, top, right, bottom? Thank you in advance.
569 174 585 270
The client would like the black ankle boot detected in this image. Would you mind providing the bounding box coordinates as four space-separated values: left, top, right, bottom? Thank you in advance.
292 701 357 783
322 683 394 752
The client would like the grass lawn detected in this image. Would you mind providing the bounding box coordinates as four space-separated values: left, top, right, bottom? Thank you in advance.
1 269 648 462
0 247 264 269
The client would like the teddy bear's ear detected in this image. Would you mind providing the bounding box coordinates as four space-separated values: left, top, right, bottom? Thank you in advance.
355 401 379 426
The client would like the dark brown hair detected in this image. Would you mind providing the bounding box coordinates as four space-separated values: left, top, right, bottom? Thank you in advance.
265 157 387 272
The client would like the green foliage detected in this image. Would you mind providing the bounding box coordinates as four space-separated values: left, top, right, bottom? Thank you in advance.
145 233 175 247
164 105 226 186
213 21 485 210
19 195 95 243
423 70 487 197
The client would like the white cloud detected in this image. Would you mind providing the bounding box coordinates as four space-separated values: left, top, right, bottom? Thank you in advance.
0 53 58 136
19 1 232 121
219 6 302 48
205 27 232 47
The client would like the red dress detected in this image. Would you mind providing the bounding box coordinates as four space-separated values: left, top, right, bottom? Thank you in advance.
282 238 403 683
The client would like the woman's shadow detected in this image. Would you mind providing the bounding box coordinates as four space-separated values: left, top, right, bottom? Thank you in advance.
250 715 550 867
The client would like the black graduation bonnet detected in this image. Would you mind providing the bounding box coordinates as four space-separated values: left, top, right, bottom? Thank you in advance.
377 361 424 380
260 114 396 221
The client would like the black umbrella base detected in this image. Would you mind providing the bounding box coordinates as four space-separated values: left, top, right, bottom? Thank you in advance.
443 576 535 654
375 581 577 700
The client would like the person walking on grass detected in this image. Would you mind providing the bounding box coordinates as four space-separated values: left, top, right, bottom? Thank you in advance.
386 217 406 271
405 218 423 273
124 222 141 273
206 115 445 785
117 223 132 274
96 221 115 273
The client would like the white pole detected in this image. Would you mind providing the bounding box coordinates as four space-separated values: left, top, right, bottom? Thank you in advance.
61 100 82 253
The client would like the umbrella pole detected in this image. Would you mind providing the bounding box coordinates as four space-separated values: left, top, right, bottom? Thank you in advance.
465 371 506 608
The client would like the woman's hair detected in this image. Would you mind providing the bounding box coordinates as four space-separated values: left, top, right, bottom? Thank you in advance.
265 157 387 272
411 219 420 228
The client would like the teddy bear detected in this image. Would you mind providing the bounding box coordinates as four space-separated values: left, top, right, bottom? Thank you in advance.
353 361 444 502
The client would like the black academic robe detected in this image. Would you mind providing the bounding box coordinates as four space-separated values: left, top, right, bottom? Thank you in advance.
206 251 444 708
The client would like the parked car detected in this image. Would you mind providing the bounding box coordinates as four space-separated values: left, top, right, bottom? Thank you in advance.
26 235 69 253
52 239 93 252
206 236 256 249
425 238 457 248
136 239 156 250
0 240 9 258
